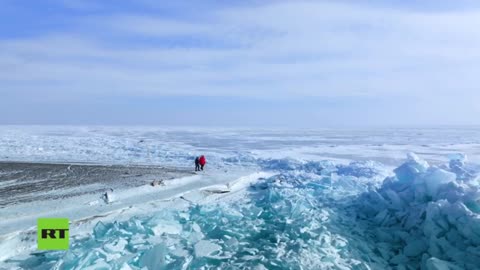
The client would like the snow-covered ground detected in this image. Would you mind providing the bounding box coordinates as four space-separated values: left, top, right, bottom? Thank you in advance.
0 126 479 269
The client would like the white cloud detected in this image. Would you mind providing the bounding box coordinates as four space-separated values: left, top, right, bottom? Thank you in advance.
2 0 480 102
103 16 213 37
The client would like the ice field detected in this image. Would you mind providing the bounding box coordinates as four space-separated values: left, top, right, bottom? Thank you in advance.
0 126 480 269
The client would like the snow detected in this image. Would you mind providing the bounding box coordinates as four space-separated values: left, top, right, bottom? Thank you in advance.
1 126 480 269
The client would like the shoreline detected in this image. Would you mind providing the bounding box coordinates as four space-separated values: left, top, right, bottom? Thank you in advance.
0 161 194 207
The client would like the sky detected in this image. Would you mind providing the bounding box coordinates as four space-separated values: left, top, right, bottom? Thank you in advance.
1 0 480 127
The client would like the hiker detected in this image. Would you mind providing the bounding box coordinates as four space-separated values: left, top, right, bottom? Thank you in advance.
199 155 206 171
195 156 201 171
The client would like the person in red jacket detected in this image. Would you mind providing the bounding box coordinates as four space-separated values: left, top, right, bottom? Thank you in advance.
199 155 206 171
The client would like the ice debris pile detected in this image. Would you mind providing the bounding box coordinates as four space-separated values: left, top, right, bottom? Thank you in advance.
4 154 480 269
9 193 361 269
9 159 388 269
352 153 480 269
224 155 387 179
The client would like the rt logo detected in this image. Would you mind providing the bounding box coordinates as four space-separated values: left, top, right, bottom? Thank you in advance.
37 218 69 250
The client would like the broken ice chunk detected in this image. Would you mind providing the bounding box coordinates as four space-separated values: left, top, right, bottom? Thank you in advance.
80 259 111 270
425 257 462 270
103 238 128 254
407 153 429 169
139 244 168 269
448 153 467 164
421 168 456 199
194 240 222 258
150 221 182 236
373 209 389 225
390 253 409 265
403 239 427 257
385 189 404 209
119 263 133 270
93 221 110 239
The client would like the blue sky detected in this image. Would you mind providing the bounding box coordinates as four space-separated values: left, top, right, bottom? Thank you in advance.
1 0 480 127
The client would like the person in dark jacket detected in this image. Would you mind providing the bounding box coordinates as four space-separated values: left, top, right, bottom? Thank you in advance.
195 156 200 171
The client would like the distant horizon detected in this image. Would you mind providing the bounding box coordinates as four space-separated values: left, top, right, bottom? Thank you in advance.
2 0 480 126
1 123 480 130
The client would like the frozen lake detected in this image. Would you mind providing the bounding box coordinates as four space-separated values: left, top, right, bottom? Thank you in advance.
1 126 480 167
0 126 479 269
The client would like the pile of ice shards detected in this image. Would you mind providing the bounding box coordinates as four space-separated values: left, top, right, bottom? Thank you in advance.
224 155 387 179
11 160 388 269
353 153 480 269
5 154 479 269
